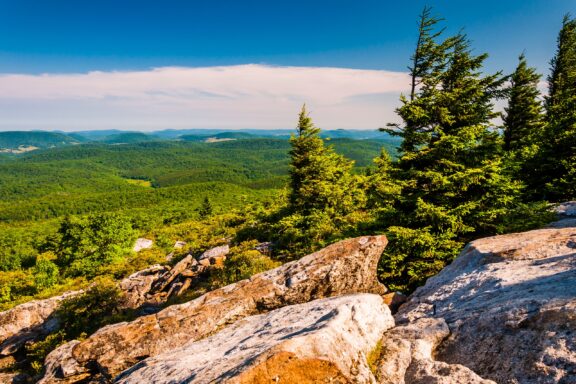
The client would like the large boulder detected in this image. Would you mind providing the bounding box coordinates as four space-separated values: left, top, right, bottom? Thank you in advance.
392 226 576 384
115 294 393 384
40 235 388 382
375 318 494 384
0 291 81 357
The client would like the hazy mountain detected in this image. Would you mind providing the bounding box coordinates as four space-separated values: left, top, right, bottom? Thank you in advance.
0 131 79 151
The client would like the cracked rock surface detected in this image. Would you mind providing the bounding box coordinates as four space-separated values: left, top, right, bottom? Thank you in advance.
40 236 388 382
393 225 576 384
116 294 393 384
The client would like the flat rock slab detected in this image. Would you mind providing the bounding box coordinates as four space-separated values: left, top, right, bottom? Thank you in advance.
41 235 388 382
0 290 82 356
395 227 576 384
116 294 393 384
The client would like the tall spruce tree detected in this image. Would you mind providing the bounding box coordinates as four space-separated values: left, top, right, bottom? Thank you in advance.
503 53 544 153
537 14 576 200
275 105 362 256
376 11 523 292
386 6 452 153
288 105 357 216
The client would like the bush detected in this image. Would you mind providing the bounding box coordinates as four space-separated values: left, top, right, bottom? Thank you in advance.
55 277 127 340
44 213 137 278
26 331 66 374
0 270 35 305
212 241 281 287
33 252 60 290
378 226 462 293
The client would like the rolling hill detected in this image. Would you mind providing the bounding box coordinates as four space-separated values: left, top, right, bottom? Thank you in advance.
0 131 79 151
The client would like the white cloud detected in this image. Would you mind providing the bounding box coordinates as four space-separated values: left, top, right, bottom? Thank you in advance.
0 64 410 131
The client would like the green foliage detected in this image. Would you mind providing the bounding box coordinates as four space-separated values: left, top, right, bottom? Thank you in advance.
379 226 463 292
241 106 369 258
0 131 79 150
0 227 41 272
212 241 281 286
503 54 544 153
367 339 384 376
289 105 360 216
495 201 557 234
44 213 137 277
371 8 544 292
26 331 67 374
33 252 59 290
0 270 35 304
55 277 127 340
198 196 214 218
535 14 576 201
23 278 131 374
365 150 403 226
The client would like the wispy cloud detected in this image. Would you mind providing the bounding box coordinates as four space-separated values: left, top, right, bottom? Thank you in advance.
0 64 410 131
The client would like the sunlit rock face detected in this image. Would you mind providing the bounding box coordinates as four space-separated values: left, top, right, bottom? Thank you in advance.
116 294 393 384
40 235 388 382
393 225 576 384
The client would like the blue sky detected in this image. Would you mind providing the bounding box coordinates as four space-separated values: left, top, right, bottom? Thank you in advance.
0 1 573 130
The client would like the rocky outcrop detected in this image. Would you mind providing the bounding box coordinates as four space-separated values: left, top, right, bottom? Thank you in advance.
0 291 81 358
40 235 388 382
116 294 394 384
549 201 576 228
375 318 494 384
13 212 576 384
392 225 576 384
0 372 30 384
118 265 169 309
0 244 230 372
122 244 230 309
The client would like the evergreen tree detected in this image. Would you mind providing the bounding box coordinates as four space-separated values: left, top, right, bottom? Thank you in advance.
288 105 358 216
376 11 523 292
537 15 576 200
198 196 214 218
546 15 576 112
366 149 402 209
385 7 454 153
274 105 363 256
408 6 446 102
503 53 544 153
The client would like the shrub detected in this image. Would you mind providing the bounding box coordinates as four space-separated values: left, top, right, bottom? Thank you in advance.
55 277 127 340
33 252 60 290
212 241 281 287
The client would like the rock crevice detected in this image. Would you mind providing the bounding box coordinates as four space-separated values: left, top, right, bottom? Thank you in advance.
40 235 388 382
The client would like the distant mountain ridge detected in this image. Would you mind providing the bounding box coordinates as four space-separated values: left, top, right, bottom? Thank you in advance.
0 129 400 154
0 131 79 151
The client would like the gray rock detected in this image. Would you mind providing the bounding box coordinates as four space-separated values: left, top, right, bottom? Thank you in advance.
119 265 169 309
115 294 393 384
0 290 82 357
40 235 388 382
376 318 494 384
197 244 229 266
556 201 576 217
173 241 186 249
395 226 576 384
132 238 153 252
40 341 88 383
